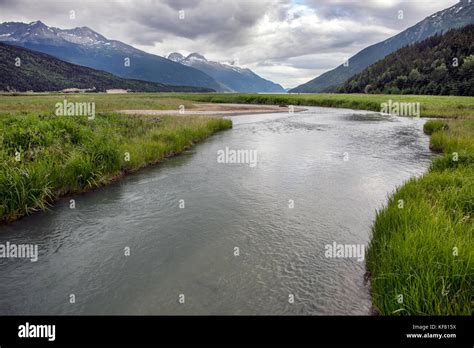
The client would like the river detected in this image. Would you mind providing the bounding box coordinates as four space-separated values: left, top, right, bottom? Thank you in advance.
0 106 432 315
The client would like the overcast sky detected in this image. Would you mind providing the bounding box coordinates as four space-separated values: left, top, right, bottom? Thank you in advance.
0 0 459 88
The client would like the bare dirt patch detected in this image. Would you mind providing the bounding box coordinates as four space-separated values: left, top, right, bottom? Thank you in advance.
118 103 306 116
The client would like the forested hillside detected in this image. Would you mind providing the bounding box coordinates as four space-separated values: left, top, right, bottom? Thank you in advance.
339 25 474 96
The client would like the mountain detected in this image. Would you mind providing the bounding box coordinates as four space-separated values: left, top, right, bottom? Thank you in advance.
168 52 285 93
0 42 214 92
0 21 224 91
339 25 474 96
290 0 474 93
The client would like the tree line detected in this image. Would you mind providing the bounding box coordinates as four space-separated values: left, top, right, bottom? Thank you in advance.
339 25 474 96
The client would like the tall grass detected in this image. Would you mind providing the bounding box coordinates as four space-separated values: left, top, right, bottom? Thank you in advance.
366 118 473 315
0 94 197 113
0 112 231 222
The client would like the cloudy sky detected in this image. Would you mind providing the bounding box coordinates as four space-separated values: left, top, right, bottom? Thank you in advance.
0 0 459 88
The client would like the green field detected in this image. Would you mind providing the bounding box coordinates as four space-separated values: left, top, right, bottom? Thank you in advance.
0 92 472 315
180 93 474 119
0 93 198 113
2 92 473 118
0 95 231 222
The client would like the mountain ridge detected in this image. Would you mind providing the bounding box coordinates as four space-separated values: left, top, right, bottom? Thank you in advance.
0 42 214 93
168 52 285 93
0 21 224 91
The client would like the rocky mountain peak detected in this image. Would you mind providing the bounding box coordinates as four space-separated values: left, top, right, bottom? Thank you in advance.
187 52 207 61
167 52 185 63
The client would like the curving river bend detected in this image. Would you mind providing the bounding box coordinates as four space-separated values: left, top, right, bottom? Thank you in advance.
0 106 432 315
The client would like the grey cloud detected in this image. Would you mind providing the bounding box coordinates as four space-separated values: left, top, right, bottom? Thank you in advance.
0 0 459 87
303 0 459 30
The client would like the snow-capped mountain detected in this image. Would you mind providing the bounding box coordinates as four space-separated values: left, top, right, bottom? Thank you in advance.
0 42 213 93
0 21 106 45
168 52 285 93
291 0 474 93
0 21 223 90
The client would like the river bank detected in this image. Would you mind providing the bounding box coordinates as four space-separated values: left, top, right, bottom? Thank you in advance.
118 103 307 116
0 111 231 222
367 118 473 315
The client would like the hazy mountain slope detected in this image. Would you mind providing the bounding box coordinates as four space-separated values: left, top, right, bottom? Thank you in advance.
339 25 474 96
0 21 224 91
290 0 474 93
0 42 214 92
168 52 285 93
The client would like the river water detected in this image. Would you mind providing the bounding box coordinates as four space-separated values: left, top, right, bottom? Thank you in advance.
0 107 432 315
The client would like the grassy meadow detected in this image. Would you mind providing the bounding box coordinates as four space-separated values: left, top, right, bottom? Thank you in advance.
180 93 474 119
0 94 231 222
2 92 472 118
0 93 199 113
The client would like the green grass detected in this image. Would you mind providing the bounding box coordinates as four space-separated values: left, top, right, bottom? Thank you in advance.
367 119 473 315
366 165 473 315
179 93 474 119
423 119 448 135
2 93 473 118
0 110 231 222
0 93 198 113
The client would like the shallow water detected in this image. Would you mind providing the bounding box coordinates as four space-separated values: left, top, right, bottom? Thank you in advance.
0 107 432 315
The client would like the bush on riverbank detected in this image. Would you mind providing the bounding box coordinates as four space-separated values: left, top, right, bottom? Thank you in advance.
0 113 231 222
423 119 447 135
